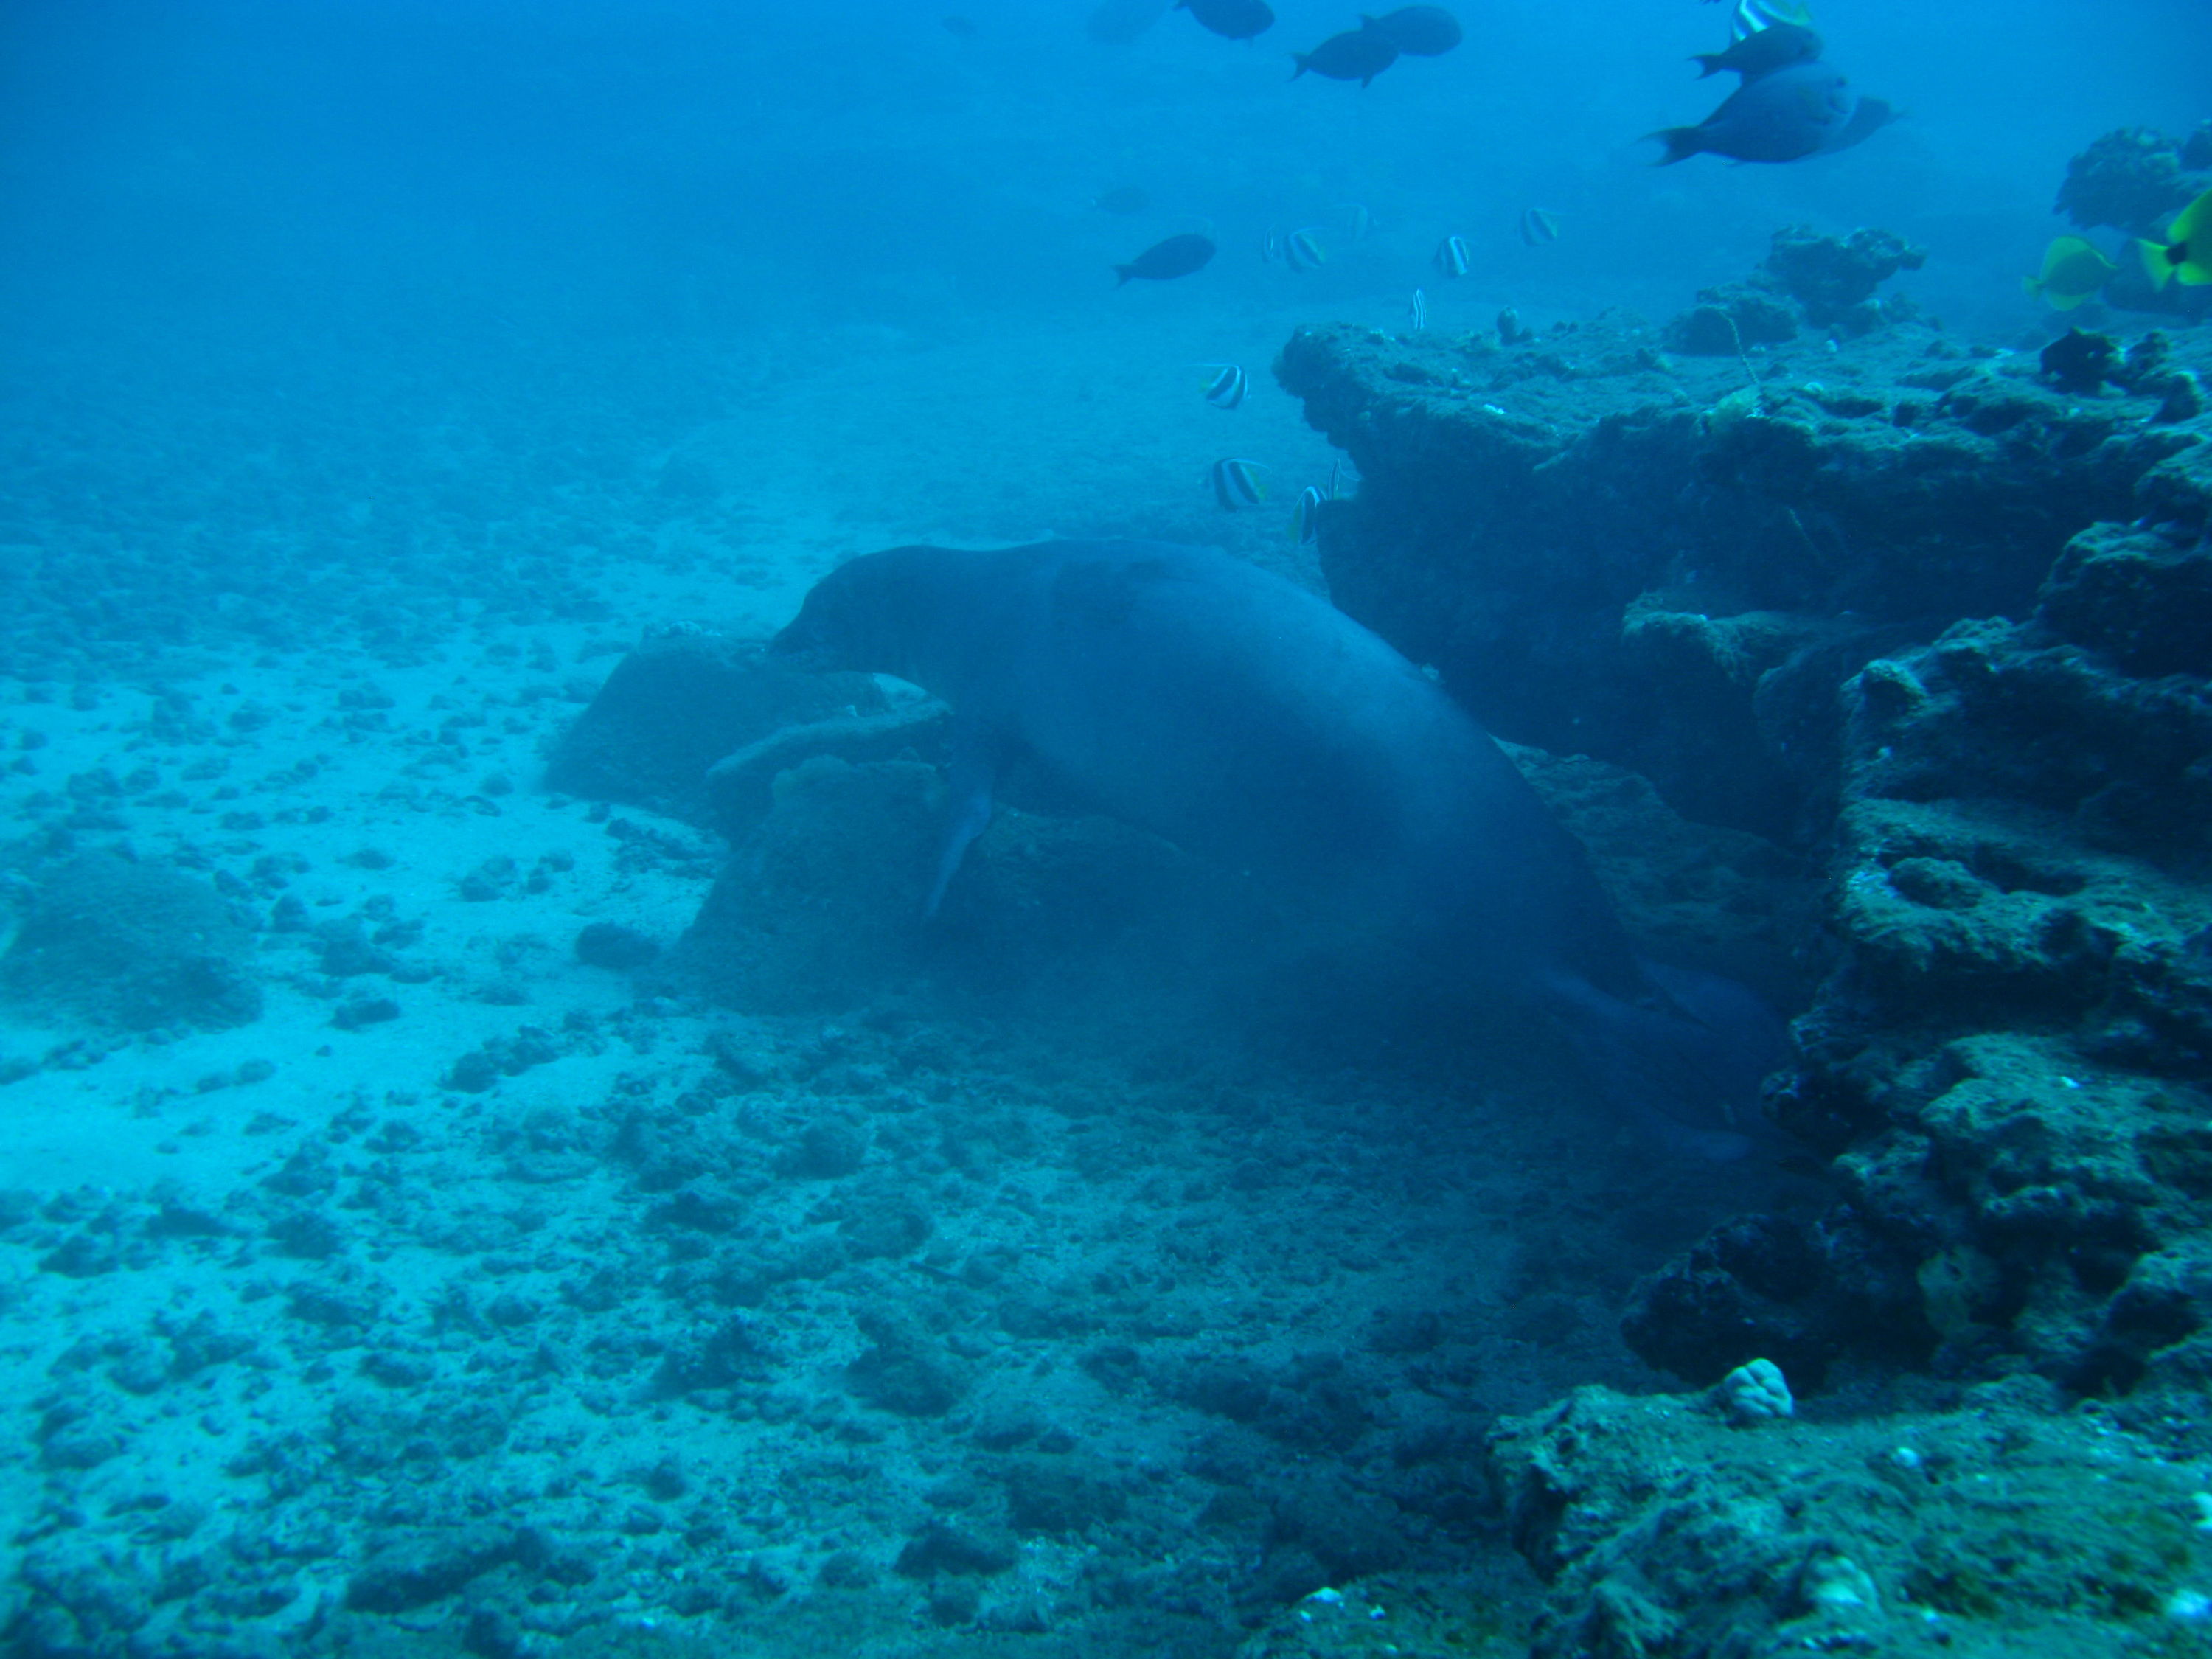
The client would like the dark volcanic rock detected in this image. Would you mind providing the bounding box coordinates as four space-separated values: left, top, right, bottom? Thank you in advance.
1277 310 2204 841
1663 225 1924 358
1486 1378 2212 1658
2056 124 2209 238
1279 259 2212 1402
2039 521 2212 678
1748 451 2212 1390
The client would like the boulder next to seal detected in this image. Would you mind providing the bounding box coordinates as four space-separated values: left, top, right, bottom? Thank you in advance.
770 539 1779 1153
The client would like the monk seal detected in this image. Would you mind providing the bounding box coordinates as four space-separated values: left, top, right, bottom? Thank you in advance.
771 538 1780 1155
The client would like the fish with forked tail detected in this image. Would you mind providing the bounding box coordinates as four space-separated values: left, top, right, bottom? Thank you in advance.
1293 27 1399 85
1649 60 1852 164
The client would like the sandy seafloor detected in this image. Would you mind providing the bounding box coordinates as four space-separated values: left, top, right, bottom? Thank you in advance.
0 293 1824 1655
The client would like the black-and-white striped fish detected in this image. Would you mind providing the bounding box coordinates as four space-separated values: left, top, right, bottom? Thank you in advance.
1288 483 1329 543
1283 227 1327 271
1434 234 1472 278
1208 457 1267 510
1197 363 1248 409
1335 202 1374 242
1407 288 1429 331
1518 207 1560 246
1716 0 1813 42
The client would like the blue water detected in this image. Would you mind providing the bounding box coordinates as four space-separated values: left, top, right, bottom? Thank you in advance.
0 1 2205 1652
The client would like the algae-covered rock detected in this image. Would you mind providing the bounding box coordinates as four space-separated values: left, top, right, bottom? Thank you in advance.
2039 519 2212 678
2056 125 2209 238
675 755 1221 1017
546 626 886 825
0 851 260 1032
1278 313 2205 844
1487 1377 2212 1658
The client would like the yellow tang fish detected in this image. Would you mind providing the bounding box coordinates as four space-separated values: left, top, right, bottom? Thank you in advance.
2140 187 2212 290
2022 236 2117 310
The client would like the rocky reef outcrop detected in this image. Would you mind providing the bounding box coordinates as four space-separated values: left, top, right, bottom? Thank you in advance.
1486 1375 2212 1657
1276 239 2212 1411
1666 224 1926 355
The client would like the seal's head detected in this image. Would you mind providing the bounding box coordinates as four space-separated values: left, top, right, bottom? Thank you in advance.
769 547 934 679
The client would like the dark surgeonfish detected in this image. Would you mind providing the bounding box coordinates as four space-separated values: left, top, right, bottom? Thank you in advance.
1360 5 1461 55
1087 0 1169 44
1178 0 1274 41
1649 60 1851 164
1690 20 1821 78
1292 27 1399 85
1114 233 1215 285
771 540 1783 1158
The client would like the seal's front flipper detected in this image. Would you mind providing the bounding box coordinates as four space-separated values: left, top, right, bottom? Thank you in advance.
926 722 1006 917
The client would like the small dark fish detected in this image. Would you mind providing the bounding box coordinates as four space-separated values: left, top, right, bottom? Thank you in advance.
1292 27 1399 86
1518 207 1559 246
1115 233 1215 285
1434 234 1471 277
1649 60 1852 165
1091 185 1150 215
941 14 981 38
1088 0 1169 44
1407 288 1428 331
1690 21 1821 80
1283 227 1327 271
1360 6 1461 56
1197 363 1248 408
1209 458 1267 510
1178 0 1274 41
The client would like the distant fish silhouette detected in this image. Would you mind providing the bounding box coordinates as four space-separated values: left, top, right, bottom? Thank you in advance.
1360 6 1462 56
1434 234 1472 277
1691 21 1820 79
1115 233 1215 285
1293 27 1399 86
1091 185 1150 215
1178 0 1274 41
1088 0 1169 43
1518 207 1560 246
941 14 981 38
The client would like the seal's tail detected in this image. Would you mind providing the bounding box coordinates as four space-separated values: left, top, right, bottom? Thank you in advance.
1539 962 1787 1160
